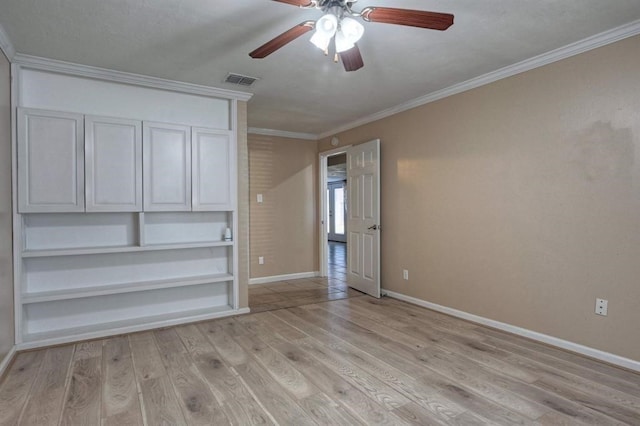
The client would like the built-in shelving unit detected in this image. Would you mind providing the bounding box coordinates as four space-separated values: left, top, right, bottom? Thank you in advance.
12 64 248 349
18 211 237 346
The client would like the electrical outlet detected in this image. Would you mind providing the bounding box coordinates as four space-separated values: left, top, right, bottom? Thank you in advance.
258 256 264 265
595 298 608 316
257 194 263 203
403 269 409 280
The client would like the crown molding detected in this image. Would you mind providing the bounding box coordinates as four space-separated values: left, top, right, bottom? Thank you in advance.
12 54 253 101
248 127 318 141
0 23 15 61
318 19 640 139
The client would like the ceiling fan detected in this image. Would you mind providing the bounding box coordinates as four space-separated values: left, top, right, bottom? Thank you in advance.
249 0 454 72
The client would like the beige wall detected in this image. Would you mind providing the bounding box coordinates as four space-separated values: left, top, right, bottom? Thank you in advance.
237 101 249 308
0 51 14 360
319 35 640 361
249 134 318 279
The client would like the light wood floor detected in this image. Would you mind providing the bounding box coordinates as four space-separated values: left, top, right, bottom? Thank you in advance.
249 242 356 313
1 296 640 425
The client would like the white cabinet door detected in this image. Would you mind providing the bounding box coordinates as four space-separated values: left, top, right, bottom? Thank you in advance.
143 122 192 211
192 128 235 211
85 116 142 212
18 108 85 213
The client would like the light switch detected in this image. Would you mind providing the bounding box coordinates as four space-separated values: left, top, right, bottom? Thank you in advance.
257 194 263 203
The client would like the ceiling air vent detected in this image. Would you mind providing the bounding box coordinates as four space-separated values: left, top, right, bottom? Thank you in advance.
224 73 259 87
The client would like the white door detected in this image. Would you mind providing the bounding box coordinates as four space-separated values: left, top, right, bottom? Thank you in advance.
327 181 347 243
192 128 235 211
85 116 142 212
346 139 381 298
143 122 192 211
17 108 85 213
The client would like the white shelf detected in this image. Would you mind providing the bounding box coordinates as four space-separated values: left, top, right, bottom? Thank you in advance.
22 305 235 345
22 273 233 304
22 241 233 258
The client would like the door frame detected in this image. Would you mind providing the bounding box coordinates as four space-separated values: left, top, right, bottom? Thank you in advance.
318 145 352 277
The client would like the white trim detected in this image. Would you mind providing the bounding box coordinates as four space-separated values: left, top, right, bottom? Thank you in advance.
0 24 15 61
249 271 319 285
11 63 21 344
318 19 640 139
16 307 251 351
12 54 253 101
383 290 640 373
0 346 17 378
248 127 318 141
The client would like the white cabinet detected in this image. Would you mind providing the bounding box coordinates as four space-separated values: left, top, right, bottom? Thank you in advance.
85 116 142 212
19 111 229 213
143 122 192 211
192 128 235 211
18 108 85 213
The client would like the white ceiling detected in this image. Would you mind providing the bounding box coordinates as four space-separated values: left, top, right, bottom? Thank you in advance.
1 0 640 136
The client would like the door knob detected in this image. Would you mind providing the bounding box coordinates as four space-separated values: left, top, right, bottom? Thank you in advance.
368 224 379 230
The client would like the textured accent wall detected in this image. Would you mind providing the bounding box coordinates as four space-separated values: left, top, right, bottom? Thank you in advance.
237 101 249 308
0 51 14 360
319 35 640 361
249 134 318 279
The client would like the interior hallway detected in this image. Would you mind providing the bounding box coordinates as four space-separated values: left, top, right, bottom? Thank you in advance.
249 242 357 313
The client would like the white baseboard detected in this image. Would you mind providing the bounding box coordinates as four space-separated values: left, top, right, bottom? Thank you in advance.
383 289 640 373
249 271 320 285
0 346 17 378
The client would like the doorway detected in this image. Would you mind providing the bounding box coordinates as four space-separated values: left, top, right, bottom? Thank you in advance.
327 181 346 243
319 147 350 278
319 140 381 297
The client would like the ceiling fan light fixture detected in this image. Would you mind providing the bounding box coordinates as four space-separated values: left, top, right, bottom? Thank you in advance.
310 31 332 51
340 17 364 44
334 30 354 53
316 13 338 36
310 13 338 51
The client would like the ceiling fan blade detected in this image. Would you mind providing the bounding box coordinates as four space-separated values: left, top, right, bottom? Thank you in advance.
360 7 454 30
272 0 314 7
340 44 364 72
249 21 315 59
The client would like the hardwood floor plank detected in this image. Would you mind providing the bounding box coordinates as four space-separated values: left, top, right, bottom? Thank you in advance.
197 321 249 366
482 333 640 397
278 318 471 424
0 351 45 425
174 324 274 425
237 311 307 342
298 392 366 425
60 341 103 426
153 328 228 425
507 352 640 412
232 332 321 400
128 332 168 381
129 332 187 426
436 383 535 425
291 304 541 423
101 336 143 426
533 376 640 424
536 411 591 425
18 346 74 426
234 361 316 426
268 336 428 425
480 326 640 393
319 301 540 384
